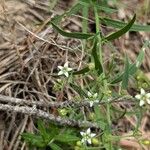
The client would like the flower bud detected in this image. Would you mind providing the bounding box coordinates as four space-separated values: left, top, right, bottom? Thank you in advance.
76 141 82 147
92 138 99 146
58 108 67 116
142 140 150 145
74 146 80 150
88 63 95 70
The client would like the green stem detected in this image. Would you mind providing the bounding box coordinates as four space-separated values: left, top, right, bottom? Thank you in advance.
106 103 113 150
94 5 102 64
82 6 88 49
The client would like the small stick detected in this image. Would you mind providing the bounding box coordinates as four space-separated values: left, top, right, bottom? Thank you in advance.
0 94 134 108
0 103 99 129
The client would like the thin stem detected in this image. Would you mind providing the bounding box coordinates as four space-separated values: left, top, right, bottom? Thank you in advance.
82 6 88 49
94 5 102 64
94 3 112 149
106 103 113 150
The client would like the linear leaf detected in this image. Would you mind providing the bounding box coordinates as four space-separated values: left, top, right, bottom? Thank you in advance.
94 105 106 130
70 83 87 97
92 40 103 75
38 119 49 141
100 17 150 32
55 134 80 142
110 73 123 84
73 66 90 75
79 0 117 13
51 3 82 24
122 56 130 89
104 14 136 41
110 42 147 84
51 22 94 39
49 143 63 150
21 133 45 148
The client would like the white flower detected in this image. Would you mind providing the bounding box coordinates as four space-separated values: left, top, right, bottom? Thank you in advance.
58 62 73 77
135 88 150 106
87 91 99 107
80 128 96 145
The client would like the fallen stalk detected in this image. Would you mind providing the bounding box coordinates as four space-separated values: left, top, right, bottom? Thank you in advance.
0 103 99 129
0 94 134 108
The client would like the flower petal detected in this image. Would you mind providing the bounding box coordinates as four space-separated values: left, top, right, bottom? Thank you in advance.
89 101 94 107
58 66 63 69
67 67 73 71
64 72 69 77
58 71 63 75
81 138 86 144
87 92 92 97
146 93 150 98
87 138 92 144
141 88 145 95
94 100 99 103
146 99 150 105
135 94 141 99
80 132 85 136
93 93 98 98
64 62 69 67
90 133 96 137
139 100 145 106
86 128 91 134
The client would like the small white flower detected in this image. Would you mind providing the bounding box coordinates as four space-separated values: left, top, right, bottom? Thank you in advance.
80 128 96 145
135 88 150 106
87 91 99 107
58 62 73 77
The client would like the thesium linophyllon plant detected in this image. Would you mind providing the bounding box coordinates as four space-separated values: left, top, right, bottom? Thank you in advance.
22 0 150 149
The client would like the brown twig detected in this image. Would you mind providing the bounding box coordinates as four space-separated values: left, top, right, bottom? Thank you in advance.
0 103 99 129
0 94 134 108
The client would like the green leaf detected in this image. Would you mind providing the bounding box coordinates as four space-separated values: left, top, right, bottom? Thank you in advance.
100 17 150 32
110 41 148 84
55 134 80 142
22 133 46 148
110 73 123 84
70 83 87 98
104 14 136 41
92 40 103 75
79 0 117 13
51 3 82 24
49 143 63 150
94 105 106 130
135 48 145 68
38 119 49 141
50 22 94 39
122 56 130 89
73 66 90 75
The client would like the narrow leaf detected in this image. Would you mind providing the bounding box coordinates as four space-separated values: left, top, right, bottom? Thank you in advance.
122 56 130 89
72 66 90 75
79 0 117 13
55 134 80 142
51 3 82 24
49 143 63 150
100 17 150 32
92 40 103 75
94 105 106 130
70 83 87 97
22 133 45 148
104 14 136 41
111 44 146 84
51 22 94 39
110 73 123 84
38 119 49 141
